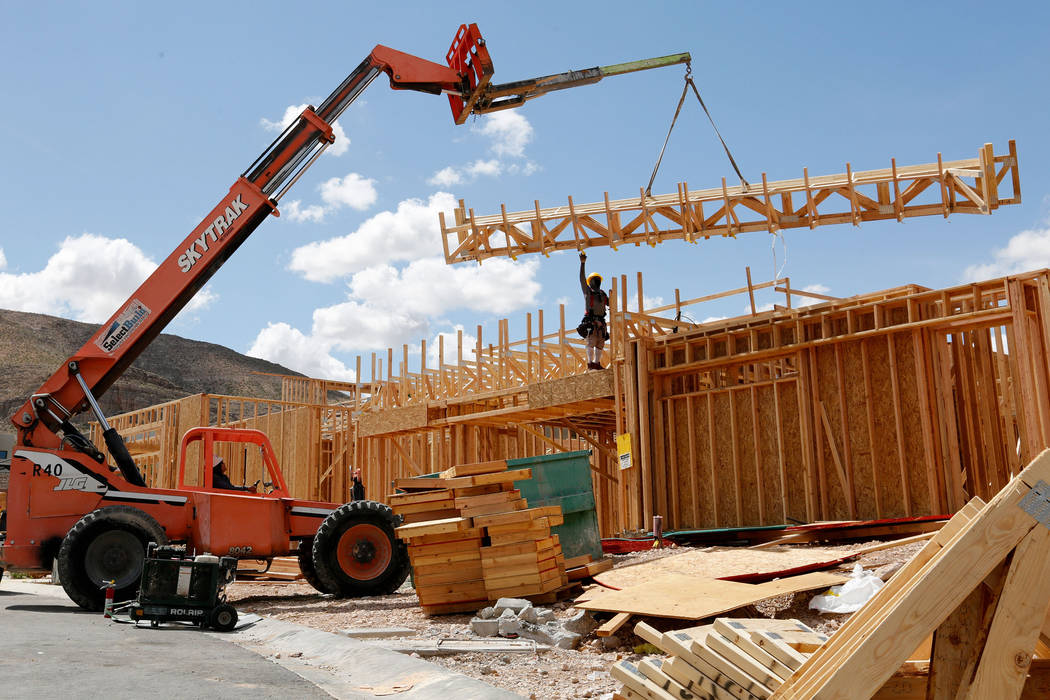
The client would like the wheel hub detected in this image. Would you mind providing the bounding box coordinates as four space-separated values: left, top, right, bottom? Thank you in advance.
352 539 376 562
84 530 144 588
335 523 392 581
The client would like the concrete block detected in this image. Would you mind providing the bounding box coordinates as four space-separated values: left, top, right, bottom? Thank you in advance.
562 610 597 635
518 605 539 624
470 617 500 637
497 616 524 637
493 597 531 615
477 606 497 620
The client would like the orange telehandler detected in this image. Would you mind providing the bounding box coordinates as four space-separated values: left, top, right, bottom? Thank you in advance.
0 24 689 610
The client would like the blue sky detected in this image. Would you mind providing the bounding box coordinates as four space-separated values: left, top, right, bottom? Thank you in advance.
2 2 1048 381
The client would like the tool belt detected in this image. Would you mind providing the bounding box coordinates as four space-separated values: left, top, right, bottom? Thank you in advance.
577 314 609 340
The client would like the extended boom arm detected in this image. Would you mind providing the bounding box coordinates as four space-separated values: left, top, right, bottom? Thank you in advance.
10 31 484 473
12 23 688 486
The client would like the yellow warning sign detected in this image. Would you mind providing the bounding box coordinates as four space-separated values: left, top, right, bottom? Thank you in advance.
616 433 632 470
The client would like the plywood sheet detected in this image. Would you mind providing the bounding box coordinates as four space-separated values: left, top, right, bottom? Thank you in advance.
527 369 614 408
593 546 845 589
576 571 845 620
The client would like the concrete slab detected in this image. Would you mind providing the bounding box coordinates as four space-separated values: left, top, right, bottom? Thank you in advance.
2 577 523 699
340 626 417 639
232 616 524 699
0 577 328 699
378 638 547 657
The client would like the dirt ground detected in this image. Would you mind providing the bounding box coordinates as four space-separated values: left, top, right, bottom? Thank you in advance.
226 539 925 699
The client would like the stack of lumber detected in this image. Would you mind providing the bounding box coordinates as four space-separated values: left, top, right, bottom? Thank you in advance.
768 449 1050 700
613 618 827 700
390 459 570 614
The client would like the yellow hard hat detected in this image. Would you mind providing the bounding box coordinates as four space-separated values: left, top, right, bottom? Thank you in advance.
587 272 603 286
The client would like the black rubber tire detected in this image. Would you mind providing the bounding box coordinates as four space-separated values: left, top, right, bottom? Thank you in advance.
209 603 238 632
297 538 335 594
311 500 409 597
57 505 167 611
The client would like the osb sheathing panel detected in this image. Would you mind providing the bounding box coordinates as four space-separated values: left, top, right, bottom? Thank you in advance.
691 395 718 529
776 380 808 524
527 369 614 408
813 345 849 520
357 404 427 437
734 387 761 524
754 384 784 526
842 342 878 520
894 331 933 515
712 392 737 527
670 398 695 527
865 336 906 516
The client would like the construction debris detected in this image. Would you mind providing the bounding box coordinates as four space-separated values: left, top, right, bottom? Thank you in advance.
470 599 586 649
772 449 1050 699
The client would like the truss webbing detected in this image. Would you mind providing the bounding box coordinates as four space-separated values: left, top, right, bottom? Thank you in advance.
439 141 1020 264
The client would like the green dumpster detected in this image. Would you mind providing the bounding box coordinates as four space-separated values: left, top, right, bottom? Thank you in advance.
507 450 602 562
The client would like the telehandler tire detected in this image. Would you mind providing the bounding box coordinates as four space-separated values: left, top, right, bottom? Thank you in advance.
311 500 409 597
57 505 167 611
297 537 335 594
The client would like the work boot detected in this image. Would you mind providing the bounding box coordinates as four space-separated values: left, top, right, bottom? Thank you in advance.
587 361 602 370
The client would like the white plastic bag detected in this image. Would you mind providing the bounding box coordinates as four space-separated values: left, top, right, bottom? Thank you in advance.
809 564 884 614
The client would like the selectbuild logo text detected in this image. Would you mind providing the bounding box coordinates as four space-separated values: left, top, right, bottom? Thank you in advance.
96 300 151 354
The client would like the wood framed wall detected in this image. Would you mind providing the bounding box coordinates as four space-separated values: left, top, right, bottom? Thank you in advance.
90 394 354 503
92 268 1050 539
626 271 1050 531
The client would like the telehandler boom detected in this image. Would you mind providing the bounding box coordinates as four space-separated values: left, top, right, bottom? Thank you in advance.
0 24 689 609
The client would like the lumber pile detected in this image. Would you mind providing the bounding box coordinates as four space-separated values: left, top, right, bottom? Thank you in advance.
614 618 827 700
615 617 1050 699
390 460 570 615
768 449 1050 699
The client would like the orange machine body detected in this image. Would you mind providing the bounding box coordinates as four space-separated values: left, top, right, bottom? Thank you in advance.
3 427 340 570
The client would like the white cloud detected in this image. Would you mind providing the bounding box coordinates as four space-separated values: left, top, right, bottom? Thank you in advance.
281 172 378 223
426 112 536 185
289 192 457 282
261 104 349 157
252 251 541 373
426 158 502 187
349 257 541 317
283 200 326 224
312 300 429 352
803 283 831 295
0 248 6 270
0 234 216 324
964 227 1050 281
247 322 355 380
320 173 377 211
628 295 666 313
474 111 533 158
428 166 462 187
427 326 478 367
467 159 502 178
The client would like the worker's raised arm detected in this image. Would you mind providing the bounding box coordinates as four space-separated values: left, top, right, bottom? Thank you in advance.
579 251 589 295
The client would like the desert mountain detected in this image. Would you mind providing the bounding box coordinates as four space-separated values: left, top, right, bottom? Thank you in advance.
0 308 301 426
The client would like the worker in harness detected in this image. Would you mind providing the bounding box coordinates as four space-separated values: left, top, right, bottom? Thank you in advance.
578 250 609 370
